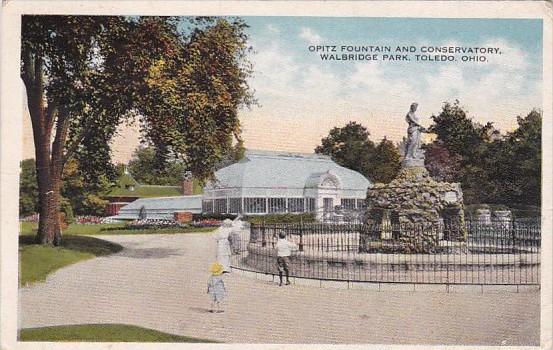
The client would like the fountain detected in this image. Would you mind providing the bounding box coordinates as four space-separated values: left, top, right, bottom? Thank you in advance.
361 103 466 253
236 103 539 285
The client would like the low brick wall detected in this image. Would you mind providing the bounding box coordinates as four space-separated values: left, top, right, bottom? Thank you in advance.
174 211 193 223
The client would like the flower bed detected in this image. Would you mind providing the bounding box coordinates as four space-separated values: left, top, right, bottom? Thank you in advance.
21 213 39 222
192 219 222 227
131 219 188 229
75 216 123 225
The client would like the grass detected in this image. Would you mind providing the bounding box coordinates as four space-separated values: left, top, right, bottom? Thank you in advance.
19 324 218 342
106 185 182 198
19 222 125 236
19 235 123 286
20 222 216 236
192 178 204 194
18 221 215 286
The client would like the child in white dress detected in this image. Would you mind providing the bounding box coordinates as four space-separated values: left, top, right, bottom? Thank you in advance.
207 262 227 313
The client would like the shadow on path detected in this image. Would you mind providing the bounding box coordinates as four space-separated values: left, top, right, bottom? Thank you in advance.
188 307 213 314
117 247 182 259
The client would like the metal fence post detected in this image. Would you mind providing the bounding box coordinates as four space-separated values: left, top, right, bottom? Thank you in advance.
261 221 266 247
299 218 304 252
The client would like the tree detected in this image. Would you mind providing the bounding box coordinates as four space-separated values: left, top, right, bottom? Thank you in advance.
19 158 107 218
214 139 246 171
485 110 541 206
427 101 495 203
368 138 401 183
138 17 255 182
127 145 188 186
22 16 254 245
428 100 483 159
61 158 111 216
507 110 541 205
424 140 462 182
22 16 139 244
19 159 39 217
315 123 402 183
428 101 541 206
315 122 375 176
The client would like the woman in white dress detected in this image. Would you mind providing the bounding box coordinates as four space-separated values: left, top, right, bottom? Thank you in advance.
215 219 233 272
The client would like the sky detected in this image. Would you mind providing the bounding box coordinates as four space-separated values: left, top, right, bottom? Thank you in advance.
238 17 543 153
21 17 544 162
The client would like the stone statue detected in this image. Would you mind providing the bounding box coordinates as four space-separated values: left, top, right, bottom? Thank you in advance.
403 102 427 166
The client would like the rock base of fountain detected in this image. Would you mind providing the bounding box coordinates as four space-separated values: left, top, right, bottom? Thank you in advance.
363 166 466 253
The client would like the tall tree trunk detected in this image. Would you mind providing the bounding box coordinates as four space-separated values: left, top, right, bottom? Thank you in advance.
22 50 65 245
35 133 55 245
49 110 69 245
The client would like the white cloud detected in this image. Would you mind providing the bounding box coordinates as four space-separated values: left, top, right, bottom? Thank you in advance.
481 38 529 72
242 35 541 152
299 27 323 45
266 24 280 34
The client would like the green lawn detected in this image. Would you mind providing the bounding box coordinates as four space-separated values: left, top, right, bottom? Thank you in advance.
19 235 123 286
19 324 218 342
106 185 182 198
19 223 215 286
19 222 125 236
20 222 216 236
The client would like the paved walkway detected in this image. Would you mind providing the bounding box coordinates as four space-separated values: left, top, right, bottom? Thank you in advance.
19 233 540 345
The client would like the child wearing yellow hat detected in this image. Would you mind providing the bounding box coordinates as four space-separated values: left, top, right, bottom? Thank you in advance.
207 262 227 313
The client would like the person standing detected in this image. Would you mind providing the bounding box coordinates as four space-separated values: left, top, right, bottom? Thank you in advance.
229 215 244 254
275 232 298 286
207 262 227 313
215 219 233 272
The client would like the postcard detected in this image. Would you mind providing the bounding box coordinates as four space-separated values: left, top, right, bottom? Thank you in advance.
1 1 551 349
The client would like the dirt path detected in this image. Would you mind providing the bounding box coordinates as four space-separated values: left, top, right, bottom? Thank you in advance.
19 233 540 345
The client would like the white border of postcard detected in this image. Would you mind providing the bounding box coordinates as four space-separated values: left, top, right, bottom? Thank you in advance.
1 1 552 349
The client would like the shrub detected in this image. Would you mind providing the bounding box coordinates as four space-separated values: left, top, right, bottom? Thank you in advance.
58 212 69 230
192 213 237 221
244 213 316 224
60 198 75 224
19 159 38 217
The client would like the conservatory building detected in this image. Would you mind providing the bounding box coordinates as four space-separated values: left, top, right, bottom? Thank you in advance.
202 150 371 218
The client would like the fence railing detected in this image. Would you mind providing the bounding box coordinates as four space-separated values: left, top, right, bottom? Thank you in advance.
229 219 541 285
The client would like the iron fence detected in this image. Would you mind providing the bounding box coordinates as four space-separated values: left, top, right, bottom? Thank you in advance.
229 219 540 285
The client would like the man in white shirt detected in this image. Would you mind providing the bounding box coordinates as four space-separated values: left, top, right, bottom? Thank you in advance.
275 232 298 286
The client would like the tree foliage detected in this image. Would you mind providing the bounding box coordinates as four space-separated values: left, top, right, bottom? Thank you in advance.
19 159 39 217
428 101 484 159
61 159 111 216
424 140 462 182
426 101 541 206
214 139 246 171
127 145 187 186
139 17 254 181
21 15 254 244
367 138 401 183
315 122 401 183
482 110 541 205
315 122 374 176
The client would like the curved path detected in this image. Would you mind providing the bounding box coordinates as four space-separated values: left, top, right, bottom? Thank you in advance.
19 233 540 345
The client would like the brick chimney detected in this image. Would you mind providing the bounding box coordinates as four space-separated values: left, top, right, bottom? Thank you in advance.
182 171 193 196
